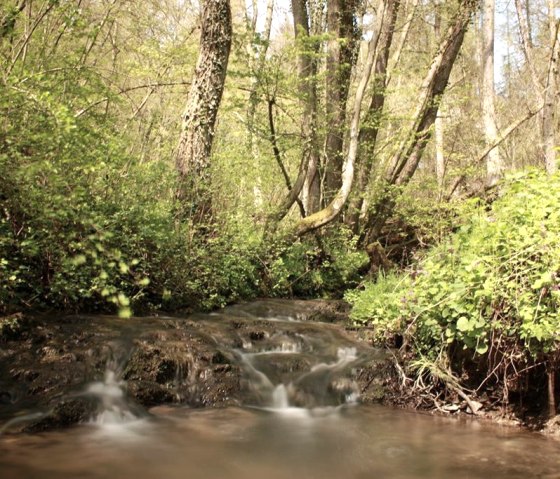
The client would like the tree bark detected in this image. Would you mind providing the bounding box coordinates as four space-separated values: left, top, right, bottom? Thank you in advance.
324 0 358 203
482 0 502 186
267 0 319 227
346 0 400 231
175 0 232 220
245 0 274 209
364 0 479 241
299 0 322 215
296 0 389 235
543 6 559 175
434 4 445 192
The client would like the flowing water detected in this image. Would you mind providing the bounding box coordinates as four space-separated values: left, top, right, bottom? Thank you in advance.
1 301 559 479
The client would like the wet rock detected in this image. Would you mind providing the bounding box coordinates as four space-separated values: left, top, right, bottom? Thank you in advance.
123 343 182 384
126 381 175 407
0 301 375 432
543 415 560 437
304 300 351 323
328 377 359 401
23 397 97 433
212 351 229 364
249 331 267 341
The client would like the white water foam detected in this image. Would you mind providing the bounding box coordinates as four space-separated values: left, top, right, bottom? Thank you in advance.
245 342 302 356
86 370 139 427
311 347 358 373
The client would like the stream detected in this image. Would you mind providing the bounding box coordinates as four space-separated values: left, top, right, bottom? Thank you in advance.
0 300 559 478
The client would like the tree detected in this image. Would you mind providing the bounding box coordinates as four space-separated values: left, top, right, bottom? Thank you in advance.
266 0 320 226
297 0 480 238
346 0 401 231
175 0 232 219
324 0 358 203
482 0 501 186
514 0 558 175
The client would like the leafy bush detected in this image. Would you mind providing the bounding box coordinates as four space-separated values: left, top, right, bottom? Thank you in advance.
262 226 368 298
348 171 560 393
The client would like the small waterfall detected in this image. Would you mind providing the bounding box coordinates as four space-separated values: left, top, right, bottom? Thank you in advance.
86 369 138 425
84 344 142 427
238 331 362 414
271 385 290 409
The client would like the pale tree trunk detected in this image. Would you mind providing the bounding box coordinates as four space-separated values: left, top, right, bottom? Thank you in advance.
543 2 559 175
324 0 358 203
386 0 419 85
267 0 318 226
434 5 446 192
301 0 322 215
514 0 542 94
297 0 478 237
246 0 274 208
363 0 479 242
435 112 445 190
175 0 232 220
346 0 400 231
515 0 559 174
296 0 389 235
349 0 416 229
482 0 502 187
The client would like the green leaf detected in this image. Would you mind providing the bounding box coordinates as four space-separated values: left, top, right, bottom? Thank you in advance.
456 316 470 332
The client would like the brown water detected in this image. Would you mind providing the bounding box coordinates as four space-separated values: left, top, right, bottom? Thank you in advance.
1 301 559 478
1 405 559 479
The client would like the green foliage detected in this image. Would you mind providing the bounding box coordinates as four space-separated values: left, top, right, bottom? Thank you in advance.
348 171 560 359
263 227 368 298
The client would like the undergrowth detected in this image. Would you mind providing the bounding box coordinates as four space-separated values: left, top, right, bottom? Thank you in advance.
347 171 560 416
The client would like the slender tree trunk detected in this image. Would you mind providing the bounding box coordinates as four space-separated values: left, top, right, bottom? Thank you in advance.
324 0 358 203
364 0 479 242
482 0 502 186
547 358 557 418
246 0 274 209
434 5 445 192
300 0 322 215
267 0 319 226
543 4 559 175
175 0 232 220
387 0 419 85
525 0 533 47
435 112 446 190
346 0 400 231
296 0 389 235
514 0 542 94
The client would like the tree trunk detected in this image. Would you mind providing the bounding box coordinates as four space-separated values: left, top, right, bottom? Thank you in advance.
364 0 479 241
324 0 358 203
434 4 445 192
246 0 274 209
543 5 559 175
296 0 389 235
346 0 400 231
175 0 232 220
435 113 445 190
482 0 502 186
547 356 557 418
290 0 320 213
